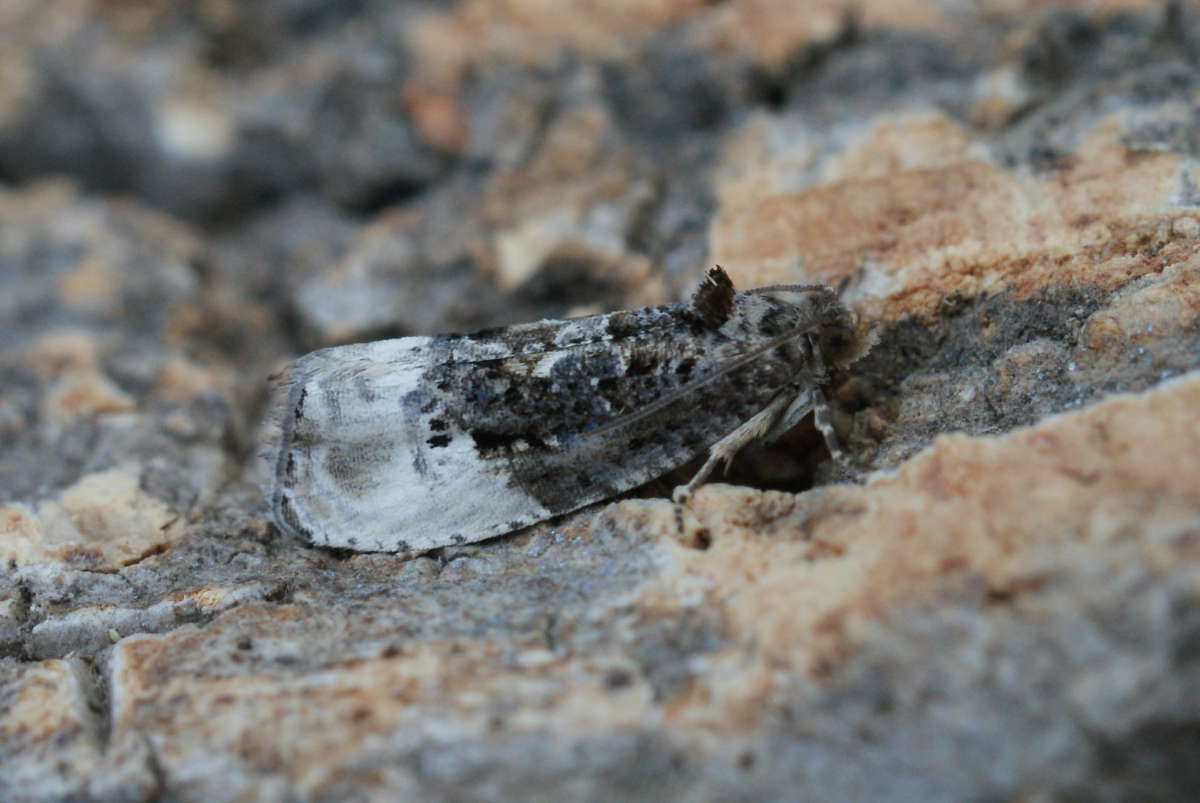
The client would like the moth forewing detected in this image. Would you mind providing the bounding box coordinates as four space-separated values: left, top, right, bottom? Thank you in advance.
262 266 867 552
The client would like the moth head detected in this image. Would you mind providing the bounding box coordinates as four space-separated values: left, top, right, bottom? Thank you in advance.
816 303 873 367
741 278 874 365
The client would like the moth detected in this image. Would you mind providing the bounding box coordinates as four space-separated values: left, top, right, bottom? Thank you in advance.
263 267 869 552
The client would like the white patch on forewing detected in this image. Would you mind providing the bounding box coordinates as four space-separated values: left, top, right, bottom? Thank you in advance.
270 338 549 551
531 352 571 377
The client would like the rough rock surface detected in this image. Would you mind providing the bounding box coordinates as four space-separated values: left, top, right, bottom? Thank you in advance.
2 1 1200 800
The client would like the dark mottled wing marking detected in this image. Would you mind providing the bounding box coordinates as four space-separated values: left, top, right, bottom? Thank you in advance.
575 326 815 444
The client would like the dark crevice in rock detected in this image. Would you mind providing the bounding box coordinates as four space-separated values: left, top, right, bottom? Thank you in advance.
0 575 33 660
140 732 170 799
837 286 1103 469
699 281 1200 498
782 28 986 124
510 255 630 319
342 174 437 220
746 7 862 111
600 32 760 149
1083 720 1200 799
20 571 295 662
81 655 113 751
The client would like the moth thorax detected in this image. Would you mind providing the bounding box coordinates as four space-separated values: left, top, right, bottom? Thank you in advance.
774 337 813 367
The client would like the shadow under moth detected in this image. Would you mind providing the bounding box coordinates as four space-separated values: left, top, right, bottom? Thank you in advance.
262 267 870 552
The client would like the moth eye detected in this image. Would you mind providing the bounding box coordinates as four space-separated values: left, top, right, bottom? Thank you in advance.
821 328 854 360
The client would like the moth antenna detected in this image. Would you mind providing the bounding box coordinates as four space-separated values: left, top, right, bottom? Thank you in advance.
746 283 831 296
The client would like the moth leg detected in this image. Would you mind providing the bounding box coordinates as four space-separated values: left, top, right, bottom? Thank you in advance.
804 332 848 463
763 387 815 443
763 383 846 462
673 393 792 504
810 385 847 463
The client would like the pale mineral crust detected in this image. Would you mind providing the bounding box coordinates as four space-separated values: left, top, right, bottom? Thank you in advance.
2 1 1200 801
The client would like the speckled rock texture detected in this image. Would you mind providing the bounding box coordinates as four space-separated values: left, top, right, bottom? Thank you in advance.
2 1 1200 801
